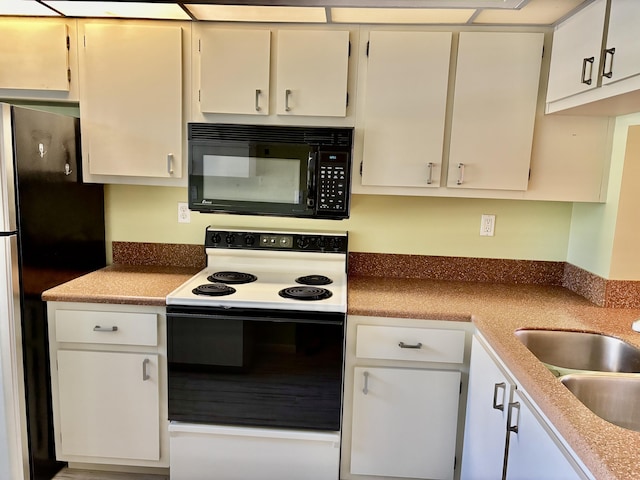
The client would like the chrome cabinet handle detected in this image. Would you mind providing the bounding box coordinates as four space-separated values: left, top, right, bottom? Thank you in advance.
603 48 616 79
398 341 422 349
255 89 262 112
456 163 465 185
285 89 292 111
581 56 595 85
362 371 369 395
507 401 520 434
426 162 434 185
492 382 506 411
93 325 117 332
142 358 150 381
167 153 174 175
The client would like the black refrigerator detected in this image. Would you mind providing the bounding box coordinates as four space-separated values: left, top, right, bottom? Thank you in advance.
0 103 106 480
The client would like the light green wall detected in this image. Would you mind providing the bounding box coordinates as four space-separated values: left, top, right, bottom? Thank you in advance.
567 112 640 278
105 184 572 261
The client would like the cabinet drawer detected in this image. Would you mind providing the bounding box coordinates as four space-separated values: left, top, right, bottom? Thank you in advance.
55 310 158 346
355 325 464 364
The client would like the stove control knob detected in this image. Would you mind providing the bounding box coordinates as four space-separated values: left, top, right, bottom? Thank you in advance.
244 234 256 246
211 233 221 244
226 234 236 245
330 237 342 250
297 236 310 249
316 237 326 249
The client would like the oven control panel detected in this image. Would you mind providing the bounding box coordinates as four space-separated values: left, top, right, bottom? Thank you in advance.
205 228 347 253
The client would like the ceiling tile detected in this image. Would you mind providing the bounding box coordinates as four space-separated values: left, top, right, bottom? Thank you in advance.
42 1 191 20
185 5 327 22
473 0 587 25
331 7 475 23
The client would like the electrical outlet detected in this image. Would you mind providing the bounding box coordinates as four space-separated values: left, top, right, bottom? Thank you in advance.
480 214 495 236
178 202 190 224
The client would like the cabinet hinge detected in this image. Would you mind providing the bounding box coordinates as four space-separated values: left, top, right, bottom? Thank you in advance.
348 41 351 57
528 168 532 181
346 92 349 107
83 35 86 49
66 35 70 50
454 456 457 470
359 161 363 176
198 38 201 53
460 381 463 394
366 40 370 57
542 45 545 58
67 68 71 84
199 89 201 102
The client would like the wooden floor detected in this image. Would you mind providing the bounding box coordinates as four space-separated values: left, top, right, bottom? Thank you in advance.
53 468 168 480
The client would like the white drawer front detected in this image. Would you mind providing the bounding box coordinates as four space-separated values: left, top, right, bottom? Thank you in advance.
355 325 465 364
55 309 158 346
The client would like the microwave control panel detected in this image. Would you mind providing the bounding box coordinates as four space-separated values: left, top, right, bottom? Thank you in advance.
317 151 349 214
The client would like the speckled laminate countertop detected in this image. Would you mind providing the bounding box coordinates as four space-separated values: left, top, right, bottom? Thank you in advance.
43 267 640 480
41 264 199 306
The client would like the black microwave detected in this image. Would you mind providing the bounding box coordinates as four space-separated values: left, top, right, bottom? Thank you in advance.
188 123 354 220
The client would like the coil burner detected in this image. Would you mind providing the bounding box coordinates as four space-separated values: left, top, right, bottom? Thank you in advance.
278 286 333 301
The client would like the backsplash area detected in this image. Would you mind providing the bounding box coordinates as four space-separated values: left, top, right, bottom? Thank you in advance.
112 242 639 308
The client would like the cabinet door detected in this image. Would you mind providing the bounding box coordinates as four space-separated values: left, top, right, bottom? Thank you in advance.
546 0 607 102
601 0 640 86
350 366 460 479
199 28 271 115
448 32 543 191
276 30 349 117
56 350 160 461
461 336 515 480
505 390 587 480
0 20 70 92
80 23 183 178
360 31 451 188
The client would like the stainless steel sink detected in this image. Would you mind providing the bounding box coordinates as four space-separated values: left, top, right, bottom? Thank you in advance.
561 374 640 432
514 329 640 373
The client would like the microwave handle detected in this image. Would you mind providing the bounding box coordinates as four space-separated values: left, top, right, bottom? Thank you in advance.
306 152 317 208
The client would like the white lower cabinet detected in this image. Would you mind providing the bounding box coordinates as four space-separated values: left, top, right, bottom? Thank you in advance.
350 367 461 479
342 316 471 480
47 302 168 469
461 334 590 480
57 350 159 460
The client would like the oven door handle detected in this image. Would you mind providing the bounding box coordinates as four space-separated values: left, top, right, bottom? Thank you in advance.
306 152 318 209
167 311 344 326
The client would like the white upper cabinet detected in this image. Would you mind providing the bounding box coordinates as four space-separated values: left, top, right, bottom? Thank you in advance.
276 30 350 117
601 0 640 86
546 0 640 115
447 32 543 191
0 18 79 101
79 21 187 185
198 28 271 115
360 31 451 188
546 0 606 103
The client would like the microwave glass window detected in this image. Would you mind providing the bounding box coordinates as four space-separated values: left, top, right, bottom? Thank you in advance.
202 155 301 204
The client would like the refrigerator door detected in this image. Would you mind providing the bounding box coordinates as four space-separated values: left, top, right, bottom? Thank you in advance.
0 104 17 234
11 105 105 271
0 235 28 480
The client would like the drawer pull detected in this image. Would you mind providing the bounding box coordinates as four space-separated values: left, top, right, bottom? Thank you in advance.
398 341 422 349
142 358 150 381
362 371 369 395
93 325 118 332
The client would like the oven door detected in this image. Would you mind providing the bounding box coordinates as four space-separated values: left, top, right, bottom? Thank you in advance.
166 306 345 431
188 139 316 218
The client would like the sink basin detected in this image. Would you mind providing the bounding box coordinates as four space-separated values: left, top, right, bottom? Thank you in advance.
561 374 640 432
514 329 640 373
